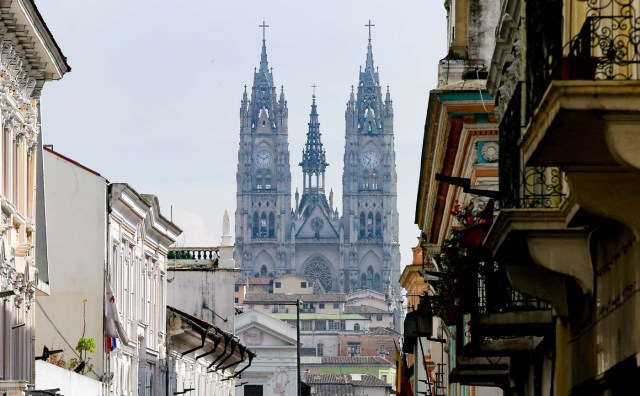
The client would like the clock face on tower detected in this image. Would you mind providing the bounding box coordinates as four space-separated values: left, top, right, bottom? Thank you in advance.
361 150 379 169
254 150 272 168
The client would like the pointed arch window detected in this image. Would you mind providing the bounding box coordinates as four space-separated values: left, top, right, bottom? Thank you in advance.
373 273 381 291
359 212 366 238
371 171 378 190
268 212 275 238
362 171 369 190
252 212 259 237
367 212 374 237
260 212 267 237
360 273 367 289
260 265 268 277
375 212 382 238
265 171 272 190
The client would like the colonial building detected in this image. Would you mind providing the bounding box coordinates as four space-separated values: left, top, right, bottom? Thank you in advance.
233 26 401 323
0 1 70 393
37 148 181 395
411 0 503 395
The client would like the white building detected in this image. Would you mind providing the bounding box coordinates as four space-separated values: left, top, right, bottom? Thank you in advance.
0 1 70 394
235 309 298 396
36 148 181 395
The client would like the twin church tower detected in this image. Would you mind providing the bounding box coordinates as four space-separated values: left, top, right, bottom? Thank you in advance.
235 22 400 300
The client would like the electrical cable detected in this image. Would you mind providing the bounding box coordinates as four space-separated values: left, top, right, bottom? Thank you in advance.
35 299 102 379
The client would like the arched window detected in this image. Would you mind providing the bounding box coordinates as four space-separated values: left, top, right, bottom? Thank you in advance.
375 212 382 238
362 171 369 190
359 212 366 238
265 172 272 190
361 273 367 288
367 212 374 237
373 273 381 291
256 175 263 190
354 323 361 332
268 212 275 238
260 212 267 237
252 212 259 237
371 171 378 190
260 265 267 277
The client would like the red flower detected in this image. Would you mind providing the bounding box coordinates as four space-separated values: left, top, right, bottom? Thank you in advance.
478 219 487 224
467 215 474 224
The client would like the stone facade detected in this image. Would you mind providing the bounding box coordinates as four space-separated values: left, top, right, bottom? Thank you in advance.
0 1 69 393
234 32 402 328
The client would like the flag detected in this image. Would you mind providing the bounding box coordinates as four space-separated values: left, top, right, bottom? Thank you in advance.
104 275 129 352
394 341 414 396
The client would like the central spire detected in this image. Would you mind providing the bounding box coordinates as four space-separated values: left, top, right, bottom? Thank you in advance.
365 19 375 72
300 90 328 177
259 20 269 72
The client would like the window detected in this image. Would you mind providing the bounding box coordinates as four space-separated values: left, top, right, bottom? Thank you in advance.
301 281 307 288
359 213 366 238
333 303 339 309
234 297 239 304
354 323 361 332
268 212 275 238
263 304 270 309
275 282 281 288
328 320 345 331
265 176 272 190
235 285 240 292
260 265 267 276
260 212 267 237
375 212 382 237
256 177 263 189
379 344 386 355
347 342 361 356
376 314 383 321
245 385 263 396
381 375 388 382
367 212 374 237
314 320 326 331
301 320 313 331
252 212 259 237
317 343 324 356
319 303 325 309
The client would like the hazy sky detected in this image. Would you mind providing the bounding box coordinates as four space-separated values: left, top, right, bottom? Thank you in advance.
35 1 447 266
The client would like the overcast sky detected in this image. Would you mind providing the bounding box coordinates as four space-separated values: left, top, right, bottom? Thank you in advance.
35 1 447 266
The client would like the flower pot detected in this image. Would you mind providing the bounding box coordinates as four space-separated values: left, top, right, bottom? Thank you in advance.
559 56 599 80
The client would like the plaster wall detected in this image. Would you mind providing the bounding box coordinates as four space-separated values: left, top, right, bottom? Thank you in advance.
37 150 107 377
35 360 102 396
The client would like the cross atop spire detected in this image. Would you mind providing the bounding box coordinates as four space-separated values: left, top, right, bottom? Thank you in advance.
311 83 317 98
259 20 269 41
365 19 375 41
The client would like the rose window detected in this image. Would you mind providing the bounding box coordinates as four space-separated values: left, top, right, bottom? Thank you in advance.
304 258 332 291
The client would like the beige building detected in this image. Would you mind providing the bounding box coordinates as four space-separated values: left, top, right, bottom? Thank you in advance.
0 1 70 394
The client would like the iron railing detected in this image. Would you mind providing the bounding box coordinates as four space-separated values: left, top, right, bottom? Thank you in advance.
498 83 565 209
477 260 549 315
526 0 640 117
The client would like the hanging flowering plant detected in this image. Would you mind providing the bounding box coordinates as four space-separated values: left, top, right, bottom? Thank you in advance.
451 200 488 227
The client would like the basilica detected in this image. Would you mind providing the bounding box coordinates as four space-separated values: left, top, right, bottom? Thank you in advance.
234 27 401 300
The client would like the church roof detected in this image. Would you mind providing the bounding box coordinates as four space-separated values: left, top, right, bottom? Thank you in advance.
246 277 272 285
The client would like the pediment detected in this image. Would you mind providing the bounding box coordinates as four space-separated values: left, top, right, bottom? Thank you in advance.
235 310 297 347
296 205 339 239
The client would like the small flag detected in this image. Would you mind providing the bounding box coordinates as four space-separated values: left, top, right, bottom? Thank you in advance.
104 275 129 351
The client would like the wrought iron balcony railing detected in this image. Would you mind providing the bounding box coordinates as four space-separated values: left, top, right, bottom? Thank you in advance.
476 260 549 316
499 84 566 209
526 0 640 118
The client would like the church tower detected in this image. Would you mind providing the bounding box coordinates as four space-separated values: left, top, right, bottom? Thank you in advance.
342 22 401 298
235 25 292 278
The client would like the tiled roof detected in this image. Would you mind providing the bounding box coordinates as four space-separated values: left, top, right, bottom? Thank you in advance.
247 277 272 285
243 293 346 303
367 326 402 336
308 384 353 396
318 356 393 366
343 305 389 314
273 313 365 320
304 373 389 387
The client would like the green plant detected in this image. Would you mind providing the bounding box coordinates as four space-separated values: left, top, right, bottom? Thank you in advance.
74 299 95 375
